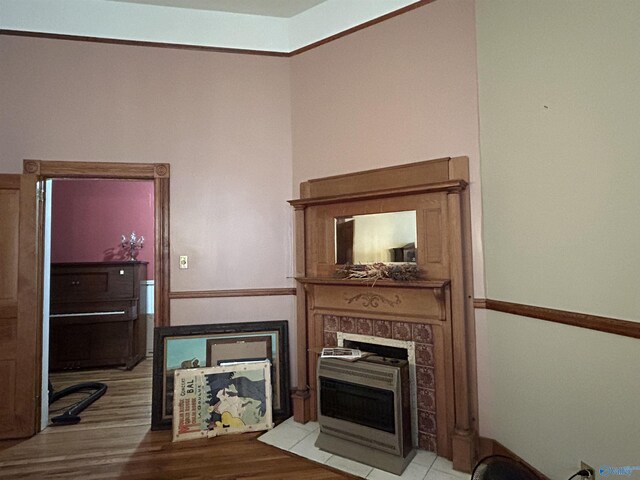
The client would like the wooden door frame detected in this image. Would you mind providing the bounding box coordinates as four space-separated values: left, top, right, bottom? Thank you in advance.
0 174 39 438
24 159 170 327
23 159 170 429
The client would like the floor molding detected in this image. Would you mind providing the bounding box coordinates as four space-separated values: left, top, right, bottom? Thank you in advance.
475 298 640 340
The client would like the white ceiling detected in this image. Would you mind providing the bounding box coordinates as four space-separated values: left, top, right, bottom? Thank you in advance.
0 0 422 53
108 0 328 18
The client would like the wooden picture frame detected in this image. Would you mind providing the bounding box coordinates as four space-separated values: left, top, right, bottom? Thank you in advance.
205 335 279 409
206 336 273 367
152 321 290 430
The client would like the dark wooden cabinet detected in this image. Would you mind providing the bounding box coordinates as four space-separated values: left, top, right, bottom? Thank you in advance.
49 261 147 371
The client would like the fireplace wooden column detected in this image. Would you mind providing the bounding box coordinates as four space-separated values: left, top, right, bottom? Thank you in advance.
447 183 476 471
288 157 478 472
291 204 311 422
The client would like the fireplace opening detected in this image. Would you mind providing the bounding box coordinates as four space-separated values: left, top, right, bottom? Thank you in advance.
337 332 420 448
319 377 395 433
342 339 408 361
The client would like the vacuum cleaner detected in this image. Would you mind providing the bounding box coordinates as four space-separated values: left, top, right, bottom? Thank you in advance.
48 380 108 426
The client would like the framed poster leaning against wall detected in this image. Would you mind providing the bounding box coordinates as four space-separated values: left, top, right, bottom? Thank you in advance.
151 320 290 430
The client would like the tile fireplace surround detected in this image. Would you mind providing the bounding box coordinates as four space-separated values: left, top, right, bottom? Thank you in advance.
293 274 458 465
325 315 437 452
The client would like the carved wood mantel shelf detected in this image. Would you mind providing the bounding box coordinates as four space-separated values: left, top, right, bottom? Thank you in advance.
288 179 467 208
296 277 449 288
288 157 478 472
296 277 450 321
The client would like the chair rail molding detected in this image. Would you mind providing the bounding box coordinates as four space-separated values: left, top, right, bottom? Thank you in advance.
169 288 296 299
475 298 640 339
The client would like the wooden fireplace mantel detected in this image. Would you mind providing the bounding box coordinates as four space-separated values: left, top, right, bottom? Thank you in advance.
288 157 478 472
295 277 450 289
288 179 467 209
297 277 450 323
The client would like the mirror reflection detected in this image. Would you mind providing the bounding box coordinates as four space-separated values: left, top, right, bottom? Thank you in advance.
335 211 417 264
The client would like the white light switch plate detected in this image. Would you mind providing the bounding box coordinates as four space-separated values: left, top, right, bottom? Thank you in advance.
179 255 188 269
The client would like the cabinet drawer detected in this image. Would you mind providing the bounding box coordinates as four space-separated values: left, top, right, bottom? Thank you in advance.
51 265 135 301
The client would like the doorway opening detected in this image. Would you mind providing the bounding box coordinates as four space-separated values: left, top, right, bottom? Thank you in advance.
45 178 154 428
23 159 170 432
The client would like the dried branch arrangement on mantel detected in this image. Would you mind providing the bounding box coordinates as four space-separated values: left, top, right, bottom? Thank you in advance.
335 263 422 283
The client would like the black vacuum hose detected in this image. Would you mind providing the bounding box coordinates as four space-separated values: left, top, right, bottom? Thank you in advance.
49 381 108 426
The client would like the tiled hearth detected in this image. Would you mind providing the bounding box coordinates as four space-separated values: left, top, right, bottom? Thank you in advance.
323 315 438 452
258 418 470 480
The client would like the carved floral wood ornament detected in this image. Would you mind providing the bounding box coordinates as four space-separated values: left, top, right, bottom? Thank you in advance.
344 292 402 308
288 157 478 472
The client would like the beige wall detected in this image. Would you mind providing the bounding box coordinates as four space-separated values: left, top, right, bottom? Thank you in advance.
477 0 640 477
290 0 485 296
0 35 296 363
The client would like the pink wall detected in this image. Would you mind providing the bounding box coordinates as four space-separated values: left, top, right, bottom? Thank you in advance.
0 35 292 293
290 0 484 297
0 35 293 372
51 179 154 279
0 1 479 384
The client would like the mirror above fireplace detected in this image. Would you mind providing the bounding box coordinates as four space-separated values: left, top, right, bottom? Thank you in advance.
335 210 417 264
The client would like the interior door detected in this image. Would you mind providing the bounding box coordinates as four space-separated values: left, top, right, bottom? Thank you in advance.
0 174 40 439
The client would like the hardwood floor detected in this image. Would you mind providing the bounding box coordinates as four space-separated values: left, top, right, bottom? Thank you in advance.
0 359 357 479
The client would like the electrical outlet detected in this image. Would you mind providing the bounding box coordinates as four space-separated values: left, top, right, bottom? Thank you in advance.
179 255 188 269
581 462 595 479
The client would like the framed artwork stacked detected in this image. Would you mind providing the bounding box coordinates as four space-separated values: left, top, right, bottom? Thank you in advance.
152 321 290 431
